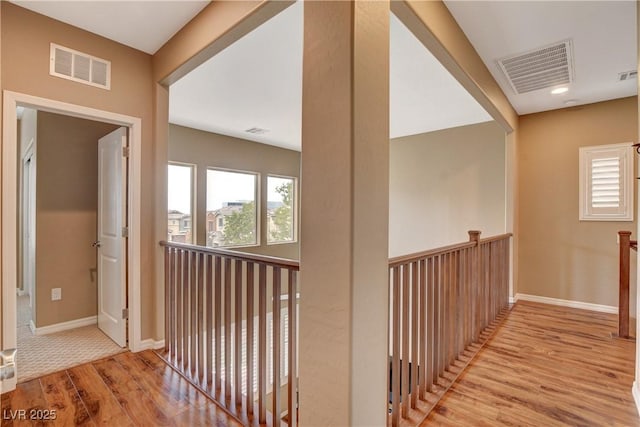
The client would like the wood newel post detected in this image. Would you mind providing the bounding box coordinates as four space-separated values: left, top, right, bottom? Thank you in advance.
619 231 632 338
468 231 481 341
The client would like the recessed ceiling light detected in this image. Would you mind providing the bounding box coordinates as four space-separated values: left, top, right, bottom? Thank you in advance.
551 87 569 95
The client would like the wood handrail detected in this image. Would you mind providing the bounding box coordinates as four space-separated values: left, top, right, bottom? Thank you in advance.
388 232 513 268
159 240 300 270
389 241 476 267
479 233 514 244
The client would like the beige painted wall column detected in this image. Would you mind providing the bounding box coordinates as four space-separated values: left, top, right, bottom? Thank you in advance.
299 2 389 425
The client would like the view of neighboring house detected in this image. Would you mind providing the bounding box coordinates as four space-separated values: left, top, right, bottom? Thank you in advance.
205 201 285 247
167 210 192 243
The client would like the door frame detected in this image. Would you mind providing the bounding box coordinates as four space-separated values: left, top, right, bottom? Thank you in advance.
1 90 143 392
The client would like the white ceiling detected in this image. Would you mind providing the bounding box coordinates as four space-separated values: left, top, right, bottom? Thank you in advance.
10 0 209 54
445 1 638 115
169 2 492 151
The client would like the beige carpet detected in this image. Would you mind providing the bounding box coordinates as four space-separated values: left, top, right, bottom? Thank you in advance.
16 295 125 383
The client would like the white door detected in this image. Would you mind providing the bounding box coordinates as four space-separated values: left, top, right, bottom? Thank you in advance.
97 127 127 347
22 151 36 309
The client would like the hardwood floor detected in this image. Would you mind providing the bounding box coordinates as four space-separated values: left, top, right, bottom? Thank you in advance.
422 301 640 427
3 302 638 426
1 350 241 427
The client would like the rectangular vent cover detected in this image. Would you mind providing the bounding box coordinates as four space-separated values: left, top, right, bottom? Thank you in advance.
618 70 638 81
50 43 111 90
497 39 574 94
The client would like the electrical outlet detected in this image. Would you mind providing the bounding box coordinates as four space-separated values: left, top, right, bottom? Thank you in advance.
51 288 61 301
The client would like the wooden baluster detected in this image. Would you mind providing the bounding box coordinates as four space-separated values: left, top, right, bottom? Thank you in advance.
183 251 190 374
273 267 282 426
448 251 455 368
419 258 427 399
214 256 222 393
224 257 232 402
401 264 410 418
258 264 267 424
246 263 255 415
198 252 205 384
445 252 452 370
176 250 183 367
287 269 297 427
619 231 631 338
391 267 400 427
434 254 442 379
426 257 434 393
410 261 419 409
164 247 171 354
469 231 481 342
235 260 243 408
206 255 213 391
190 251 197 378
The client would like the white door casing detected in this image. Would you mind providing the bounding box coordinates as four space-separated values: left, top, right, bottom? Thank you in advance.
97 127 127 347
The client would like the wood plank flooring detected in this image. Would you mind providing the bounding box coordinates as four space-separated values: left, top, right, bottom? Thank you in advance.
421 301 640 427
1 350 241 427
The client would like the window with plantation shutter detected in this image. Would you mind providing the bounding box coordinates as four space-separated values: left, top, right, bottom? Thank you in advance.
579 143 634 221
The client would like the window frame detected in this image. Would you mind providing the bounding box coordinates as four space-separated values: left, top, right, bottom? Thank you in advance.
206 167 260 248
266 174 298 245
167 161 196 244
579 142 634 222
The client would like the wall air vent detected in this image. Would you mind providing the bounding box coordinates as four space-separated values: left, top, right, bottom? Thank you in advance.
497 39 574 94
618 70 637 81
245 127 269 135
50 43 111 90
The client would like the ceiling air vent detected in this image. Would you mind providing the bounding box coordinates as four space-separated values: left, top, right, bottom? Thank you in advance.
245 127 269 135
497 39 574 94
50 43 111 90
618 70 637 81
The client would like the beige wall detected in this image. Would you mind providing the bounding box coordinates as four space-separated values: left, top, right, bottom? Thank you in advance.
2 2 156 338
35 112 118 327
518 96 638 307
168 124 300 260
390 121 506 256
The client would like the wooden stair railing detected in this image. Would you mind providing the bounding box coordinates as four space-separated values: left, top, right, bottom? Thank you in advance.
618 231 636 339
160 241 299 426
387 231 512 427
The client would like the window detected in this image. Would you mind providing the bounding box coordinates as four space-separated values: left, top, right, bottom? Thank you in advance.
579 143 634 221
207 169 258 247
167 163 194 243
267 176 296 244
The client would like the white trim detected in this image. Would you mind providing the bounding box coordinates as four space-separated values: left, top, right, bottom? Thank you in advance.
29 316 97 336
514 293 617 314
508 296 516 304
633 381 640 416
2 91 143 393
137 339 165 351
16 289 28 297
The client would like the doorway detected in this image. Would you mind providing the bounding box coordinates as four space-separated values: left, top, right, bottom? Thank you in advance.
2 91 143 393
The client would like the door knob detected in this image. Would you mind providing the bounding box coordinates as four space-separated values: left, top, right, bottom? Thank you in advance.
92 240 101 248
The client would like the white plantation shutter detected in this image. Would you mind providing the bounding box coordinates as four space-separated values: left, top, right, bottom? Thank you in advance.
591 157 620 208
579 143 634 221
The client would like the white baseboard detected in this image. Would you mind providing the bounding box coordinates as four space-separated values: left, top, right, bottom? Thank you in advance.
508 296 516 304
30 316 97 335
633 381 640 416
514 293 617 314
137 338 165 351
